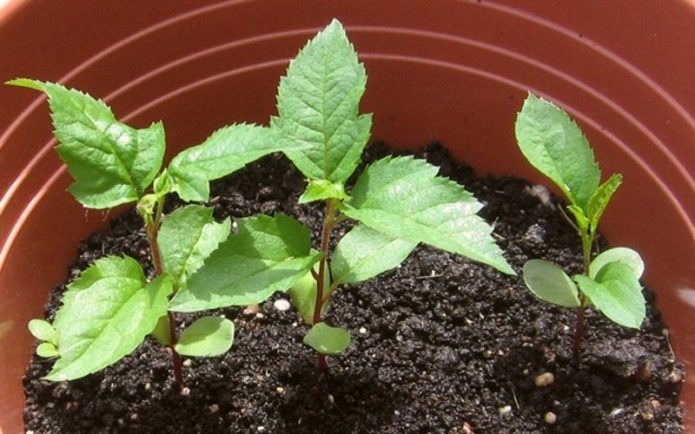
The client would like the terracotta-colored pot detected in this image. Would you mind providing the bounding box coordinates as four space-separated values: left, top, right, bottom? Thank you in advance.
1 1 693 432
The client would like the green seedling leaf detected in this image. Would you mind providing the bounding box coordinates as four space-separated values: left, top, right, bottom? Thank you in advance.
522 259 581 308
289 263 330 324
168 123 284 201
151 315 171 346
174 316 235 357
587 173 622 232
342 156 514 275
303 322 351 355
28 319 57 344
515 93 600 210
575 262 645 329
46 256 173 381
332 225 417 285
153 169 174 197
170 214 320 312
272 19 372 183
8 79 165 208
158 205 230 289
590 247 644 280
36 342 59 358
298 179 351 204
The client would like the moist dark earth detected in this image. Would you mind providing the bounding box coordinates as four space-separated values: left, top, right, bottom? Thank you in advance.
24 144 684 434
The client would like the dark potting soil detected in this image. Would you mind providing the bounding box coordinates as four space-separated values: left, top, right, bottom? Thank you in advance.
24 143 684 434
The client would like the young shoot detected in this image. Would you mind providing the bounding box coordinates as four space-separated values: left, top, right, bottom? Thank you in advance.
515 93 646 352
169 20 515 368
12 79 304 385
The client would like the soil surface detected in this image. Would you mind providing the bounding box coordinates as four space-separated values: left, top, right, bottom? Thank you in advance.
24 144 684 433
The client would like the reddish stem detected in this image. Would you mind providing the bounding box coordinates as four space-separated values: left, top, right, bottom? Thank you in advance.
573 303 585 355
312 201 337 368
145 202 184 390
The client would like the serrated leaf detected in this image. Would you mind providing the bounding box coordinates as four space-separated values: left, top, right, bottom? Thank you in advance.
575 262 645 329
303 322 351 355
8 79 165 208
522 259 581 308
28 319 56 344
174 316 235 357
342 156 514 275
168 123 283 201
515 93 600 210
298 179 351 204
289 264 330 324
587 173 622 232
590 247 644 280
37 342 59 358
170 214 321 312
158 205 230 289
46 257 173 381
272 19 372 183
332 225 417 285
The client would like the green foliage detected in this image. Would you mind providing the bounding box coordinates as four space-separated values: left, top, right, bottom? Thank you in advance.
7 79 165 209
46 257 172 381
169 214 320 312
174 316 235 357
272 19 372 183
167 124 288 201
158 205 230 289
343 156 515 275
522 260 580 308
298 179 351 204
303 322 352 355
289 265 330 324
515 93 645 332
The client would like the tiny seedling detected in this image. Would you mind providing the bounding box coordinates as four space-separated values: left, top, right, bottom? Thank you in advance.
169 20 515 367
13 79 304 385
515 93 646 351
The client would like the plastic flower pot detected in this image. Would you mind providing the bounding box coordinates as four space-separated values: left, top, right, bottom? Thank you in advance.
0 1 693 432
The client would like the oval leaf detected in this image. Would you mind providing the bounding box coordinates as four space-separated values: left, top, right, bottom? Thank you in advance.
590 247 644 280
303 322 351 355
515 93 600 210
36 342 59 358
174 316 235 357
151 315 171 347
523 259 581 308
289 265 330 324
342 156 514 275
46 257 173 381
575 262 645 329
28 319 57 344
8 79 165 208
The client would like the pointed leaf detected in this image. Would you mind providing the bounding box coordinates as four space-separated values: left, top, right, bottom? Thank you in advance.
590 247 644 280
298 179 351 204
342 156 514 275
46 257 173 381
174 316 235 357
273 19 372 182
28 319 57 344
8 79 165 208
303 322 351 355
587 173 622 232
331 225 417 285
515 93 600 209
158 205 230 289
168 124 284 201
522 259 580 308
575 262 645 329
170 214 320 311
36 343 59 358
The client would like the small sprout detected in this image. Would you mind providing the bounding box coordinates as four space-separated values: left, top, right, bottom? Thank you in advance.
515 93 646 351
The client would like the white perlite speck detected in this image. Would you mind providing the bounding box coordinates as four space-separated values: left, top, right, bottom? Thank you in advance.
273 298 291 311
498 405 512 416
544 412 557 424
534 372 555 387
